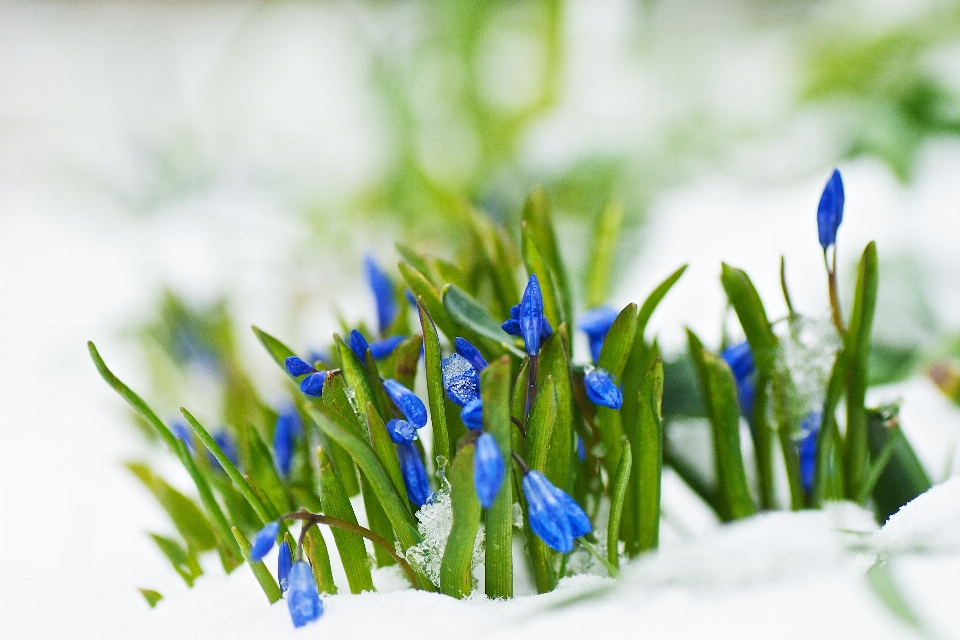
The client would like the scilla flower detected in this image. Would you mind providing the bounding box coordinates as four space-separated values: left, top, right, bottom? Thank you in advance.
285 356 328 398
522 470 591 553
287 561 324 627
397 442 431 506
249 521 279 562
386 418 416 444
502 274 552 355
278 541 293 592
441 353 481 406
817 169 844 250
364 255 398 334
583 366 623 410
351 329 407 361
273 406 302 478
382 378 428 428
473 432 504 509
455 337 488 372
578 306 618 364
721 341 755 418
460 397 483 430
798 411 822 494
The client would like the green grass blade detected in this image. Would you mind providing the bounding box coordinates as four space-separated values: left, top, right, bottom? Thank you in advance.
231 526 282 604
524 376 558 594
361 473 399 568
521 188 572 338
439 440 482 599
607 442 632 570
251 325 296 368
585 201 624 309
317 447 374 593
366 402 408 510
635 358 664 553
540 326 574 491
482 356 513 599
127 462 217 551
400 262 458 344
595 304 638 480
138 589 163 608
418 301 451 470
521 226 567 335
866 410 932 522
335 334 377 421
636 265 688 339
303 524 338 595
812 350 847 506
441 284 525 357
244 424 290 516
149 533 201 587
719 264 778 373
386 334 423 390
844 242 879 501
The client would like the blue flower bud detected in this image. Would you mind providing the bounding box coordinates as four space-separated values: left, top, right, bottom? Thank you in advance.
798 411 822 494
474 432 504 509
171 421 194 455
441 353 481 407
382 378 427 428
287 561 324 627
583 368 623 410
273 406 301 478
397 442 431 507
461 397 483 430
278 541 293 592
299 371 328 397
721 341 756 418
817 169 844 250
209 429 240 471
369 335 406 359
455 337 488 372
350 329 371 361
520 274 546 355
249 521 279 562
501 317 521 336
576 434 586 462
364 255 398 334
578 306 618 364
386 418 416 444
522 470 591 553
285 356 315 377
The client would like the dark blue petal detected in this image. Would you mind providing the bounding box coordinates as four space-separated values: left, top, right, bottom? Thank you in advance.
171 421 194 455
397 442 432 507
520 274 545 355
474 432 505 509
817 169 844 250
350 329 370 361
576 434 586 462
369 335 406 359
250 521 279 561
382 379 428 428
441 354 481 407
287 561 324 627
364 255 398 334
501 318 522 337
584 368 623 410
455 337 488 372
798 411 822 494
721 341 755 384
554 487 592 538
278 541 293 592
541 316 553 340
285 356 315 377
461 398 483 430
300 371 328 397
578 306 618 363
386 418 416 444
209 430 240 471
522 471 573 553
274 408 300 478
509 303 521 320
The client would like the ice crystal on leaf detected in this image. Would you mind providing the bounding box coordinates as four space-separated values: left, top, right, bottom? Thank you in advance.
404 490 485 588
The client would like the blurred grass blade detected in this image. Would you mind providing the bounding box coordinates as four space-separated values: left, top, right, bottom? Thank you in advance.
127 462 217 551
418 301 451 469
138 589 163 608
866 408 931 522
361 473 399 568
635 358 664 553
400 262 458 344
866 561 927 632
844 242 879 501
521 226 567 335
366 402 408 510
521 188 572 337
719 264 778 372
244 424 291 515
482 356 513 599
540 326 574 490
636 265 688 341
303 524 338 595
812 350 847 506
231 526 282 604
439 440 482 599
441 284 525 357
595 304 638 480
524 376 558 594
387 334 423 390
585 201 624 309
607 442 632 570
395 243 435 284
317 447 374 593
149 533 202 587
251 325 296 369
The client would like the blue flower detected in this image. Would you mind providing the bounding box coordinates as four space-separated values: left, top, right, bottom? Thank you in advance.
455 337 488 372
299 371 328 397
474 432 504 509
583 368 623 410
817 169 844 250
382 378 427 428
461 398 483 430
278 541 293 592
350 329 370 361
441 353 481 407
287 561 324 627
721 341 756 418
798 411 822 494
364 255 398 334
522 470 591 553
370 335 406 359
397 442 431 507
285 356 316 377
171 421 194 455
273 406 302 478
249 521 279 562
209 429 240 471
578 306 618 364
502 274 553 355
576 434 586 462
386 418 416 444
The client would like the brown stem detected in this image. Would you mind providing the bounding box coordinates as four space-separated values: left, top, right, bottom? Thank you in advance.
825 248 845 335
511 416 527 439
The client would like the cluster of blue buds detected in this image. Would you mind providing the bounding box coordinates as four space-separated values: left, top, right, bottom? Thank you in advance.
522 469 592 553
502 274 553 355
284 356 328 398
817 168 844 251
721 341 756 418
577 306 618 364
364 255 399 334
380 379 431 506
249 521 324 627
350 329 406 361
382 378 428 427
273 405 302 479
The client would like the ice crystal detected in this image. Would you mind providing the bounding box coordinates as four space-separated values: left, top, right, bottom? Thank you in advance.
775 315 840 439
404 490 485 587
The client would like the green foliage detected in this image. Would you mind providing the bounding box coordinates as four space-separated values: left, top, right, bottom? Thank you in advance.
439 438 483 599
